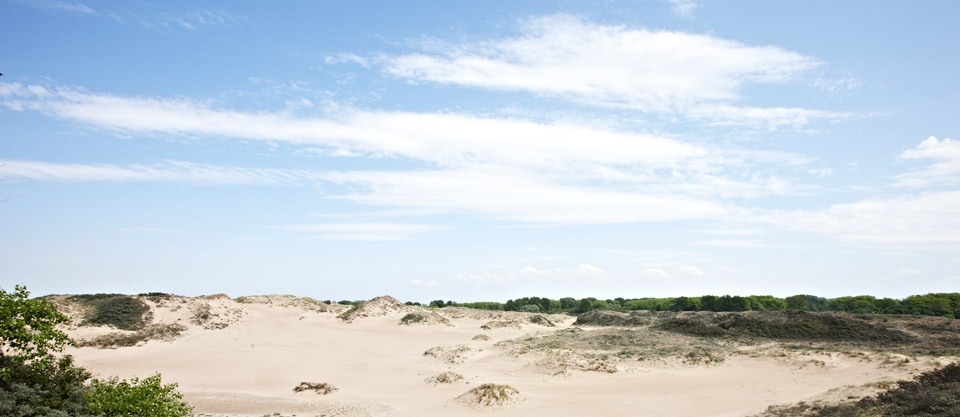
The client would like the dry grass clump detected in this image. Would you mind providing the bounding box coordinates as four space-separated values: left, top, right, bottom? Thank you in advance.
425 371 465 385
574 310 656 327
292 382 338 395
338 295 407 322
235 294 348 313
76 323 187 348
472 334 491 341
457 384 522 407
399 311 451 326
480 320 522 330
423 345 472 364
499 327 730 373
527 314 555 327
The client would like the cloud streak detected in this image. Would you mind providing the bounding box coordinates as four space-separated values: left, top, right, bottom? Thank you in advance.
381 14 840 127
0 159 323 185
279 222 446 241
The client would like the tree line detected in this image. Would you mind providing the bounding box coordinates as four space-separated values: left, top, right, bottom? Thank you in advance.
423 293 960 318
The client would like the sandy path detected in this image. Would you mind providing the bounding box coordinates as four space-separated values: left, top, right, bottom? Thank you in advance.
66 304 924 417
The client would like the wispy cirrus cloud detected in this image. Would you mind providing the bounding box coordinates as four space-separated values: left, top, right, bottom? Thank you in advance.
324 167 733 224
279 222 447 241
158 9 245 31
9 0 96 15
379 14 842 128
664 0 701 18
894 136 960 188
0 82 703 170
0 159 323 185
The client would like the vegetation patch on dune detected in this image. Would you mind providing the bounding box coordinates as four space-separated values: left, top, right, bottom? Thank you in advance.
481 320 523 330
425 371 465 385
235 294 347 313
574 310 656 327
293 382 338 395
67 294 151 330
424 345 472 364
77 323 187 348
527 314 556 326
338 296 407 322
756 363 960 417
457 384 522 407
654 311 916 344
399 311 451 326
472 334 491 341
499 327 729 374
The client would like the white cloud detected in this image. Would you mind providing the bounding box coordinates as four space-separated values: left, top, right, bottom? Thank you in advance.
280 223 446 241
10 0 96 15
0 159 323 185
696 239 768 249
639 268 671 280
410 278 439 286
325 168 731 224
808 168 834 178
766 191 960 245
664 0 701 18
324 53 371 68
0 83 704 170
576 263 605 274
679 266 704 276
894 136 960 188
381 14 838 127
0 82 833 226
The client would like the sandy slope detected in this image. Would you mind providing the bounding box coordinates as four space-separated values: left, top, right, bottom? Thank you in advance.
60 296 939 417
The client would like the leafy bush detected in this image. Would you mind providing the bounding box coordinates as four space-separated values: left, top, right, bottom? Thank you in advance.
1 285 72 365
400 313 425 325
85 373 192 417
84 296 150 330
0 355 93 417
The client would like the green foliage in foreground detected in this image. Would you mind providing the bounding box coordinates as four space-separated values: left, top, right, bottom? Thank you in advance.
86 374 192 417
0 285 72 367
0 354 94 417
2 285 192 417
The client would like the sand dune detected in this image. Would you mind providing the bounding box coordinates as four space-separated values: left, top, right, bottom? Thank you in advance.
54 294 950 417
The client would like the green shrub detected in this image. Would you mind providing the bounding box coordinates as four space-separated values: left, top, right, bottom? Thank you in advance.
0 355 93 417
84 296 149 330
400 313 425 325
85 373 192 417
1 285 72 366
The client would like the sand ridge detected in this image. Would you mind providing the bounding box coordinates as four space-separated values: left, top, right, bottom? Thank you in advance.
54 294 952 417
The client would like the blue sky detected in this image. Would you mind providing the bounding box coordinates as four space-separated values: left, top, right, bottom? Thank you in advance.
1 0 958 301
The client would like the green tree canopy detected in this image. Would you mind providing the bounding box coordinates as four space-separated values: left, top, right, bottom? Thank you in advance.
0 285 72 368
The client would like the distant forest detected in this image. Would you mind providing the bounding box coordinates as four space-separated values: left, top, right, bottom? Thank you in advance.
396 293 960 318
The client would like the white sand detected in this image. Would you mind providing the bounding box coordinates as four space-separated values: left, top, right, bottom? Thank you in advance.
62 297 934 417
